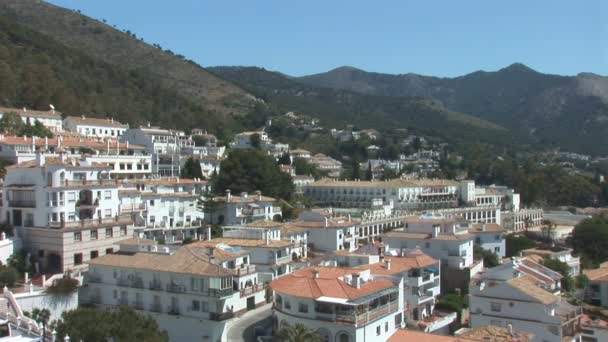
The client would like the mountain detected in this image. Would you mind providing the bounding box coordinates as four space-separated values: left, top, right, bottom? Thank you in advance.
210 66 518 151
0 0 256 131
298 64 608 155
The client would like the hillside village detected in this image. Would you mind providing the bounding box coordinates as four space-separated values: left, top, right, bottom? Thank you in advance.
0 105 604 342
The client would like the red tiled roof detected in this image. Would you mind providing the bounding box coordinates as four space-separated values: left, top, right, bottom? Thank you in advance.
271 266 394 300
389 329 474 342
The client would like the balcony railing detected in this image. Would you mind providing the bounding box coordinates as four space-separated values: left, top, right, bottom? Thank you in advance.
167 306 180 315
166 283 187 293
60 179 118 187
90 295 102 304
209 311 235 321
120 203 147 212
208 288 234 298
230 265 256 277
335 300 399 326
275 255 292 265
87 273 102 283
150 303 162 313
48 214 132 228
149 280 163 291
240 283 267 298
8 200 36 208
133 301 145 310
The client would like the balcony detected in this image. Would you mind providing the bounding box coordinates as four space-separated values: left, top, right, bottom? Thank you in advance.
133 301 145 310
117 297 129 305
48 214 132 229
240 283 267 298
209 288 234 298
209 311 235 321
87 273 102 283
58 179 118 188
149 280 163 291
230 265 256 277
275 255 292 265
90 295 102 304
166 283 186 293
150 303 162 313
167 306 180 316
334 300 399 326
8 200 36 208
120 203 147 212
75 198 99 209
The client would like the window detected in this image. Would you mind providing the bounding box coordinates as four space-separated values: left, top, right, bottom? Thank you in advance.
67 192 76 202
104 209 112 218
494 247 501 253
74 253 83 265
385 322 388 332
425 242 430 248
91 230 98 240
395 313 402 327
495 234 501 241
68 212 75 221
38 250 45 258
191 300 200 311
191 277 199 291
74 232 82 242
201 301 209 312
104 190 111 199
106 228 113 238
90 250 99 259
113 289 117 299
376 326 381 336
491 302 502 312
120 226 127 236
298 303 308 313
284 300 291 310
106 248 114 254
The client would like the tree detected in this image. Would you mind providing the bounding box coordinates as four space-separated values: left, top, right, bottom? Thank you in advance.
277 152 291 166
193 135 208 146
277 323 323 342
571 214 608 267
365 161 373 181
381 166 399 180
250 133 261 149
0 112 24 135
505 234 536 257
214 150 294 200
180 157 203 179
0 265 18 287
351 159 360 180
293 158 325 178
55 306 168 342
473 245 500 267
412 137 422 151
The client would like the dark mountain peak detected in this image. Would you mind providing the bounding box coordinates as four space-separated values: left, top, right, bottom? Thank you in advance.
328 65 365 74
499 62 537 74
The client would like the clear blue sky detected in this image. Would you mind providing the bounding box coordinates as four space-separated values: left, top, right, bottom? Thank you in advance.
48 0 607 77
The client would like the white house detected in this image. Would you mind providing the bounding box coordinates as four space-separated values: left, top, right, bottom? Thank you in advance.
82 239 267 342
204 190 282 225
271 266 405 342
0 106 63 132
521 247 580 277
286 211 359 252
229 131 271 150
63 116 128 138
1 155 134 273
584 262 608 308
383 215 475 270
468 223 506 258
469 268 582 342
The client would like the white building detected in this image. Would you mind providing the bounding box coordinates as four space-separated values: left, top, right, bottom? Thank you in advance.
230 131 271 150
271 266 405 342
584 262 608 307
198 156 222 178
82 239 267 342
290 148 312 160
286 211 359 252
121 126 195 176
470 269 582 342
468 223 506 258
204 190 282 225
1 155 134 272
0 106 62 132
383 215 475 270
292 175 315 194
309 154 342 179
118 177 208 243
521 247 580 277
579 315 608 342
63 116 128 138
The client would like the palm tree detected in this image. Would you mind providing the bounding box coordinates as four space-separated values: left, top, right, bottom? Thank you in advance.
277 324 323 342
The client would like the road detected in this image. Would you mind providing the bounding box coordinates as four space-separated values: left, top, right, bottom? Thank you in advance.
227 304 273 342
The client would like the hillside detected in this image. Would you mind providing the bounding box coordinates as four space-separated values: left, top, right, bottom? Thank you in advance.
0 0 256 128
210 66 520 151
298 64 608 155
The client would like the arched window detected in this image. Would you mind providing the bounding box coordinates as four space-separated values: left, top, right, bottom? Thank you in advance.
336 331 350 342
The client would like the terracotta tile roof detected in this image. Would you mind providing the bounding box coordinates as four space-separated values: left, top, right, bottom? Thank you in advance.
584 263 608 282
580 315 608 330
271 266 395 301
118 237 156 246
0 135 144 150
0 106 61 119
353 254 439 276
8 157 111 169
88 245 232 277
457 326 534 342
64 116 128 128
389 329 475 342
192 238 293 249
507 275 559 304
212 194 277 204
518 258 562 282
384 230 473 241
120 177 207 186
283 219 359 230
243 220 284 229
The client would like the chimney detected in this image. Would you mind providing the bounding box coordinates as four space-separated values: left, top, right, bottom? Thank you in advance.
81 114 85 120
36 153 45 166
206 226 211 241
386 259 391 270
324 217 328 228
312 269 319 279
255 190 262 200
352 273 361 288
226 189 232 202
507 324 513 336
348 214 351 222
241 192 248 199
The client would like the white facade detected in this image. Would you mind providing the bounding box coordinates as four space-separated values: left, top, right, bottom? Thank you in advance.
205 191 282 225
0 107 62 132
469 223 506 258
63 116 128 138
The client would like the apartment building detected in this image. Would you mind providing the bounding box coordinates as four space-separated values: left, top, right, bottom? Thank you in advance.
304 178 460 210
521 247 580 277
579 315 608 342
1 155 134 272
0 106 63 132
121 126 195 176
383 215 475 270
118 177 208 243
197 223 305 279
82 239 267 342
309 154 342 178
470 268 582 342
285 211 359 252
230 131 271 149
63 116 128 138
0 135 151 178
485 258 563 295
468 223 506 258
289 148 312 160
271 266 405 342
584 262 608 307
204 190 282 225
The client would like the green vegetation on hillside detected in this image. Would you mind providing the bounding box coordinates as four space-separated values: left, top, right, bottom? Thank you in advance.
571 215 608 267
